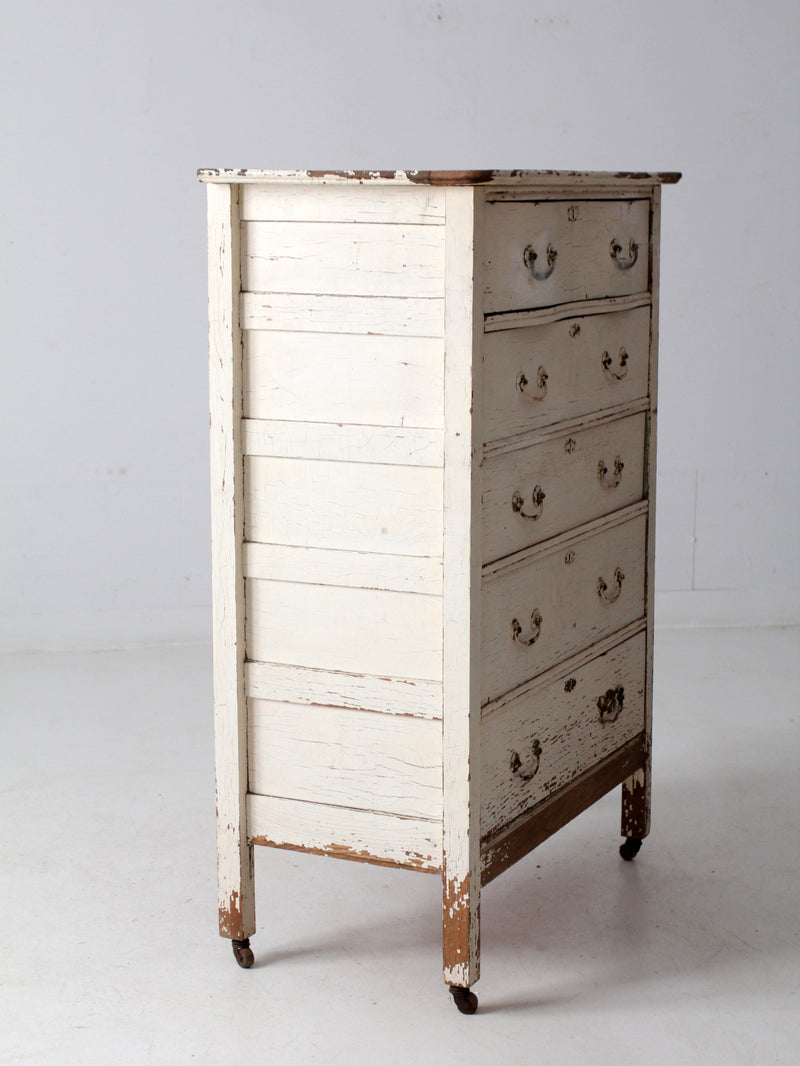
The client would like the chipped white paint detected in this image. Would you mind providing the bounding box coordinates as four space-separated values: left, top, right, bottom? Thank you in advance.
207 182 255 940
245 661 442 719
243 330 444 428
481 512 647 704
482 305 651 442
482 412 646 562
240 181 446 224
481 631 646 839
242 418 443 467
242 220 445 299
483 198 650 313
240 292 444 337
244 455 443 556
246 793 442 871
248 701 443 820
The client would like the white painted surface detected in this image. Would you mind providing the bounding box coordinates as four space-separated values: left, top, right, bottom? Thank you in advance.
241 220 445 298
246 578 443 681
482 305 650 441
483 199 650 313
243 330 444 429
481 631 646 839
240 182 446 223
482 412 646 562
244 455 443 556
240 291 445 337
242 418 443 467
248 700 443 820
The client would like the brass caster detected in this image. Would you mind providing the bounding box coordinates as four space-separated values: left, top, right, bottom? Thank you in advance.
619 837 643 861
232 938 254 968
449 985 478 1014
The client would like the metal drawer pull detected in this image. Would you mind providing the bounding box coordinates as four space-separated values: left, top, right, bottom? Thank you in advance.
523 242 557 281
597 685 625 724
510 739 542 781
601 347 629 380
512 485 545 520
516 366 548 402
597 456 624 488
597 567 625 604
610 238 639 270
511 609 543 646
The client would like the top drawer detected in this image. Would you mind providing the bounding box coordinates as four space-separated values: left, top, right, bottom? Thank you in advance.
483 199 650 314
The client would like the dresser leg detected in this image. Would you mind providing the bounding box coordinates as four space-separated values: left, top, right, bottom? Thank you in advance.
449 985 479 1014
621 761 650 842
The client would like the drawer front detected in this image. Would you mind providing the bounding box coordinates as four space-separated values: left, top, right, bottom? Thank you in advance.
482 305 651 443
481 631 646 840
481 513 646 704
483 199 650 314
482 413 646 564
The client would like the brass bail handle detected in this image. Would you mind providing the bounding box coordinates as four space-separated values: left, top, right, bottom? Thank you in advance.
516 366 548 402
510 739 543 781
602 347 629 380
523 242 557 281
511 608 543 646
512 485 545 521
597 567 625 604
610 237 639 270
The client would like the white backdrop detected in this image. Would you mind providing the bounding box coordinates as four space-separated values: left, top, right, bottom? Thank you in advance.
2 0 798 650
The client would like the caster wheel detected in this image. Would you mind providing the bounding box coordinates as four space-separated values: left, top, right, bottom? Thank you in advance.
232 938 254 968
449 986 478 1014
619 837 643 861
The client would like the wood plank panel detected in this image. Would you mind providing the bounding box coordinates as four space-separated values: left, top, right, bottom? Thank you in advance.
243 542 442 596
243 330 444 429
242 418 443 467
240 292 444 337
481 513 647 704
241 221 445 298
246 661 442 719
483 199 650 313
246 578 443 681
482 305 651 442
481 632 646 839
247 793 442 872
248 701 443 820
482 412 646 563
244 455 442 557
240 182 446 224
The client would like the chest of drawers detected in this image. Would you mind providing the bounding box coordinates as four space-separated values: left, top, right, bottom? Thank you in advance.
200 167 680 1012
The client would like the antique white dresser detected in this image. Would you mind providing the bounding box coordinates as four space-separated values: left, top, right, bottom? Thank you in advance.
200 168 680 1013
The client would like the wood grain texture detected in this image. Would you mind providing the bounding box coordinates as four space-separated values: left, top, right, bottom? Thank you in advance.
240 182 446 224
207 182 255 941
248 701 443 820
243 330 444 429
246 660 442 719
483 199 650 313
200 169 681 187
481 631 646 839
482 412 646 563
482 305 651 442
246 578 443 681
244 455 443 557
481 512 647 704
240 292 444 337
242 418 443 467
242 220 445 299
247 793 442 872
481 735 646 884
441 186 482 988
243 542 443 596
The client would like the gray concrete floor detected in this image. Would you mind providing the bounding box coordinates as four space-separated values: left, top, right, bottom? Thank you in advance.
2 627 799 1064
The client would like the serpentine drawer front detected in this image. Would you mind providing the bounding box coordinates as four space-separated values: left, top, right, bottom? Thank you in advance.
201 167 680 1014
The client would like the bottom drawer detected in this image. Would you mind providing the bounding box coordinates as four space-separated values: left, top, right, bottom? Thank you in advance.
480 631 646 840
